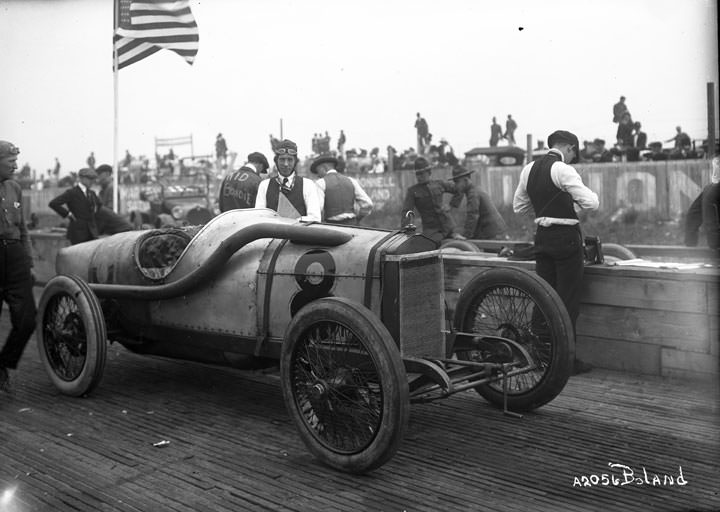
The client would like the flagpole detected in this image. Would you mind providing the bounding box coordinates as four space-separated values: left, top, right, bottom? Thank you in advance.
112 1 120 213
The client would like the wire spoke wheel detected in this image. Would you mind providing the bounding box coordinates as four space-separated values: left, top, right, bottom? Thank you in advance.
454 267 573 411
37 275 107 397
281 297 408 474
42 294 88 381
290 322 383 453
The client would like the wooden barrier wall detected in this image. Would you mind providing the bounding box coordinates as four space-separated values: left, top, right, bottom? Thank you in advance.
442 254 719 382
24 159 715 222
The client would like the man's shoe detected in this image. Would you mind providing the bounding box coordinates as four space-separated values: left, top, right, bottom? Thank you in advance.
0 367 11 392
573 359 593 375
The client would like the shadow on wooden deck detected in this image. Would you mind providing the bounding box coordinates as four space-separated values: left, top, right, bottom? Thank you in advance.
1 332 718 512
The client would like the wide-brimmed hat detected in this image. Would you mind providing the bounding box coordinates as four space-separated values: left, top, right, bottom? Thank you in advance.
310 155 339 174
414 157 432 173
78 167 97 179
451 166 474 180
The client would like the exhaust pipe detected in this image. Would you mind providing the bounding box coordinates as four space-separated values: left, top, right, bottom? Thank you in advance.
89 222 351 300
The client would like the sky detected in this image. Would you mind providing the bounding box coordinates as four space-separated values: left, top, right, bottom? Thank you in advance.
0 0 718 176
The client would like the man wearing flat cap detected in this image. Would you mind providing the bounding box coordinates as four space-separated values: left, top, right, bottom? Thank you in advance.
49 167 102 244
449 165 507 239
218 151 270 212
513 130 599 374
0 140 37 392
401 157 463 243
310 155 373 225
255 140 322 222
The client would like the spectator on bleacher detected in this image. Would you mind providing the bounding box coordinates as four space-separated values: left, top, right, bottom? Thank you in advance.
215 133 228 169
612 96 628 123
616 111 634 149
504 114 518 146
415 113 430 154
633 122 647 149
665 126 692 152
489 117 503 147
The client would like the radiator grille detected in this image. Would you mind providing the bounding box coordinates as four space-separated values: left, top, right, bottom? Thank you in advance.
396 256 444 359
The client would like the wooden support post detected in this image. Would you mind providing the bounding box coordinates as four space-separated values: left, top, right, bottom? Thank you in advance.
708 82 717 157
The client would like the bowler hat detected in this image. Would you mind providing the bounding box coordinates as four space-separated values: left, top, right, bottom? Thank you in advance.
413 157 432 173
78 167 97 179
310 155 339 174
451 166 474 180
247 152 270 172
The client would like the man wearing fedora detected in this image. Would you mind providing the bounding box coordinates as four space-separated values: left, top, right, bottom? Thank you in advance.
0 140 36 392
255 139 322 222
49 167 103 245
449 165 507 239
401 157 464 243
218 151 270 212
310 155 373 225
513 130 599 374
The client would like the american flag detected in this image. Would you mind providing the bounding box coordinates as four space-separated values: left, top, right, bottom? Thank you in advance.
113 0 199 70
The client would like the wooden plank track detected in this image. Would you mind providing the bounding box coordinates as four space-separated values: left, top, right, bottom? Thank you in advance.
1 310 719 511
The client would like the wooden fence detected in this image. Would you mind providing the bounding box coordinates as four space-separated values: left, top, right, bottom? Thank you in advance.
24 159 714 222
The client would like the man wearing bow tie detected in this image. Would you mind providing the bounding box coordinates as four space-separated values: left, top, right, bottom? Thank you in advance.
49 167 102 244
255 139 323 222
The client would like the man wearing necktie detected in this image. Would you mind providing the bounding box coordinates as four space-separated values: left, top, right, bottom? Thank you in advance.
49 167 102 244
255 139 323 222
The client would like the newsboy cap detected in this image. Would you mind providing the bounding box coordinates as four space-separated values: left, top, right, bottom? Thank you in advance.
247 152 270 172
0 140 20 157
309 155 339 174
78 167 97 179
548 130 580 163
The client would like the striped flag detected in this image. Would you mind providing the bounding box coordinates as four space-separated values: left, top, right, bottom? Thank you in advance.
113 0 199 70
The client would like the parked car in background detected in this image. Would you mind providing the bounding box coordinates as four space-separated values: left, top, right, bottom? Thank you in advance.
130 179 214 228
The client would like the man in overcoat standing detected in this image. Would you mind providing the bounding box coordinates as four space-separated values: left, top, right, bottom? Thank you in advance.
49 167 102 244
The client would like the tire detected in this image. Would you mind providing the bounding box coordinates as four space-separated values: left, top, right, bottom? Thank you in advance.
453 267 573 411
280 297 409 474
440 240 480 252
602 243 636 262
36 275 108 397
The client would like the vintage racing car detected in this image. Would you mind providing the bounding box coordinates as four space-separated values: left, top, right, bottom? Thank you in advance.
36 209 574 473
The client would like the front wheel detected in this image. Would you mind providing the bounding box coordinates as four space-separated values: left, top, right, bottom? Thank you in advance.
36 275 107 396
280 297 409 474
453 267 573 411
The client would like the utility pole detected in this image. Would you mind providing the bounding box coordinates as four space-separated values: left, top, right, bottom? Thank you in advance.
280 118 284 140
708 82 717 157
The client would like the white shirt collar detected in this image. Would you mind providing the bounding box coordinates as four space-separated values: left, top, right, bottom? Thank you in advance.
547 148 565 162
78 182 89 193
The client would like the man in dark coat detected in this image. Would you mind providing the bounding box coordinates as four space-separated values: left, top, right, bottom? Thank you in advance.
94 164 133 235
401 157 463 243
685 156 720 254
0 140 36 392
49 167 102 244
449 166 507 239
218 151 269 212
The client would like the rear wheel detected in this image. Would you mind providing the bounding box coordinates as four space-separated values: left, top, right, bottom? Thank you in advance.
37 275 107 397
280 297 408 473
602 242 636 262
453 267 573 411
